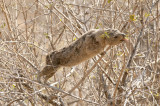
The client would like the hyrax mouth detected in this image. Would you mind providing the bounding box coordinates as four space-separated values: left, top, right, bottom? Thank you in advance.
120 34 126 41
120 38 126 41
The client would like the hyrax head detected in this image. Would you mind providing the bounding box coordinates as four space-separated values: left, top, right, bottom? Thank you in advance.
99 29 126 45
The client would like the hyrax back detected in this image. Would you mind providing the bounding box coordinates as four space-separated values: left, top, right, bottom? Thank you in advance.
38 29 126 83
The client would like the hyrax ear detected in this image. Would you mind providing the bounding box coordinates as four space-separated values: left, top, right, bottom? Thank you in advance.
121 33 126 37
109 32 114 36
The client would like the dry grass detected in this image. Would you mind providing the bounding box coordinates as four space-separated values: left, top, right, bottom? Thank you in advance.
0 0 160 105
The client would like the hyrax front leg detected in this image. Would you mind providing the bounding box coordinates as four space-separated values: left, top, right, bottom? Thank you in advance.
37 65 59 83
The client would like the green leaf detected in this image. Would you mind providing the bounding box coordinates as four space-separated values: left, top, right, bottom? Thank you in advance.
56 83 60 88
1 23 6 28
99 23 102 26
3 23 6 27
44 32 48 36
154 93 159 97
46 36 49 39
144 13 150 17
130 14 136 21
125 69 129 73
73 37 76 41
12 84 16 88
101 32 110 38
29 44 33 47
96 26 99 29
34 42 38 46
117 51 123 56
104 32 108 35
44 33 49 39
104 32 110 38
113 64 117 68
108 0 112 3
89 75 96 79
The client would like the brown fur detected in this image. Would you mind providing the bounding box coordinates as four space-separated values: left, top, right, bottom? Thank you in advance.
38 29 126 83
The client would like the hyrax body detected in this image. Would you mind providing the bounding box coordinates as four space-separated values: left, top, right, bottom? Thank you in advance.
38 29 126 83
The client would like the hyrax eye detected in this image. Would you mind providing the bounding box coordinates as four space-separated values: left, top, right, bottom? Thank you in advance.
114 36 118 38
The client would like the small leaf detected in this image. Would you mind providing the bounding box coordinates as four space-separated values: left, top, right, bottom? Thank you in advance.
56 83 60 88
144 13 150 17
73 37 76 41
44 33 49 39
12 84 16 88
113 64 117 68
1 23 6 28
137 53 143 56
3 23 6 27
89 75 96 79
34 42 38 46
108 0 112 3
130 14 136 21
46 35 50 39
49 4 52 8
154 93 159 97
99 23 102 26
69 4 73 8
117 51 123 56
29 44 33 47
105 32 110 38
96 26 99 29
125 69 129 73
44 32 48 36
104 32 108 35
125 34 129 39
101 32 110 38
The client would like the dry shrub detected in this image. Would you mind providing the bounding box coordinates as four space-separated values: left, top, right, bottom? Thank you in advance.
0 0 159 105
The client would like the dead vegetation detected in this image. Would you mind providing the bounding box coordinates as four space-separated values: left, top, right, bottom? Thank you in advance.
0 0 160 105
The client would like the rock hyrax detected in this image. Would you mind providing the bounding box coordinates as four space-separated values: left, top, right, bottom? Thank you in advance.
38 28 126 83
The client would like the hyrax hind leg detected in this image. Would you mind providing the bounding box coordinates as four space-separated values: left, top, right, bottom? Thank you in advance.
37 65 59 83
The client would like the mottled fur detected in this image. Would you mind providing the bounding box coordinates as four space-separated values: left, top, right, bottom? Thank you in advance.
38 29 125 83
